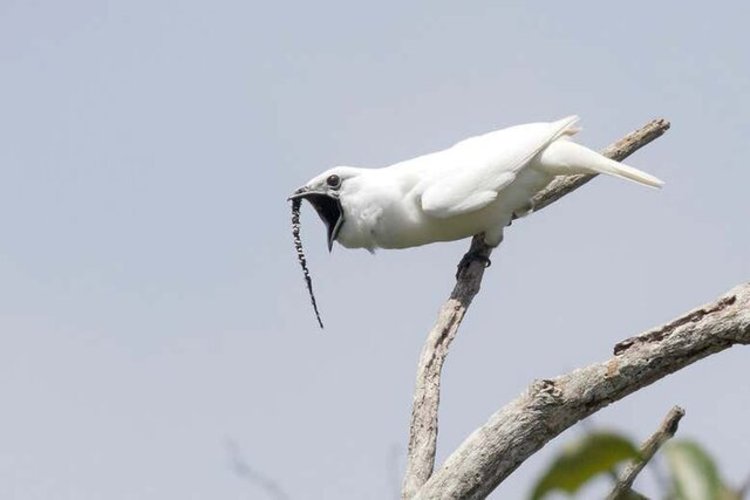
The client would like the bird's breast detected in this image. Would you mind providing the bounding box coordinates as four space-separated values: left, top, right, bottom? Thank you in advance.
335 167 554 250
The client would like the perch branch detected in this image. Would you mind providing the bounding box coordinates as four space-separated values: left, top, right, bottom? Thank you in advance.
401 118 671 498
413 283 750 499
606 406 686 500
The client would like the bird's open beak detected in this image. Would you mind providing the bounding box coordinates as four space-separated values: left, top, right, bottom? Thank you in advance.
288 187 344 252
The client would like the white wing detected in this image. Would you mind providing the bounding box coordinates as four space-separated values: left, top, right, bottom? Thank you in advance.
420 115 580 218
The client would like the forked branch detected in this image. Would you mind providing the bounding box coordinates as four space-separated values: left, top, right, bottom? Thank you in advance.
414 283 750 499
402 118 671 498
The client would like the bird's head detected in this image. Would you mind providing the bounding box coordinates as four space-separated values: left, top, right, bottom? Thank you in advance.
288 166 362 251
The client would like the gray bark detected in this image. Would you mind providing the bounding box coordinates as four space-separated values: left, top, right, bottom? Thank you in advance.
414 283 750 499
607 406 685 499
402 118 671 498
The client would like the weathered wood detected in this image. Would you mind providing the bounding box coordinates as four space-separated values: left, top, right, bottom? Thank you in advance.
607 406 685 499
414 283 750 499
402 118 671 498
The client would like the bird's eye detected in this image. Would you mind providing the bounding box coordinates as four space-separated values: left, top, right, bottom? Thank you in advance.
326 174 341 188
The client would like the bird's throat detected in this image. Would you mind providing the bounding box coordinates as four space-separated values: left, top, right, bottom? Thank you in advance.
297 192 344 251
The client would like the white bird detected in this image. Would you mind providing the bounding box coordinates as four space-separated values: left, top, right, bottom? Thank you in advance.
289 116 662 259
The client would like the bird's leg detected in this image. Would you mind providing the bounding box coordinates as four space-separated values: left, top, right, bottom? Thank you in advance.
455 233 496 279
455 249 492 279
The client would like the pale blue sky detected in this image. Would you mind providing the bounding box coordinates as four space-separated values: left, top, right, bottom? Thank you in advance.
1 1 749 498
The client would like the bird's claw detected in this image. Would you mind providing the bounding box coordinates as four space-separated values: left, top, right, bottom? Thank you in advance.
456 251 492 279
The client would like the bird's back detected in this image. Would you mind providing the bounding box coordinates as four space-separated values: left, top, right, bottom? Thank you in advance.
339 117 580 249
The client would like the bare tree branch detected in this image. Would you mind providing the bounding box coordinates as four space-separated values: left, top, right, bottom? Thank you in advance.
607 406 686 500
225 439 290 500
413 283 750 499
401 118 671 498
737 469 750 498
530 118 671 212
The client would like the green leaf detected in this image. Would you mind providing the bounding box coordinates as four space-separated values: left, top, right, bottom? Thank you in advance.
530 432 641 500
664 440 723 500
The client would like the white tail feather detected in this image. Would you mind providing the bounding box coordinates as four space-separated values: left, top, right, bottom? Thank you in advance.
538 140 664 188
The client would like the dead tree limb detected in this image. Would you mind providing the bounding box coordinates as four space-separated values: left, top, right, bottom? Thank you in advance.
413 283 750 499
401 118 671 498
607 406 686 500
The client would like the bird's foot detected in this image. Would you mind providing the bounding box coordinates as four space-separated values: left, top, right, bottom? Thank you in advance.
455 251 492 279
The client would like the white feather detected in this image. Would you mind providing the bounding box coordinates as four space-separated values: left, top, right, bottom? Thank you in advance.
295 116 664 251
